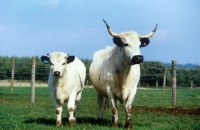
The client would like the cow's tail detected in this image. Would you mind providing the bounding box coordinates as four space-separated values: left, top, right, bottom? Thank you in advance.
104 97 110 109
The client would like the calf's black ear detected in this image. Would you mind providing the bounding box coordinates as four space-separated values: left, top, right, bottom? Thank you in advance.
113 37 123 47
67 56 75 64
140 38 150 47
41 56 49 64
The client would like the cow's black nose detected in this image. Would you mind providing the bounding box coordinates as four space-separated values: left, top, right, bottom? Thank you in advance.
131 55 144 64
54 71 60 77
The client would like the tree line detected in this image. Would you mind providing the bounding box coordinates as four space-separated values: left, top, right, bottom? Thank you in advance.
0 56 200 88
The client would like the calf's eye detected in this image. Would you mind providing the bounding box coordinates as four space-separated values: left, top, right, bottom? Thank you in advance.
62 63 66 65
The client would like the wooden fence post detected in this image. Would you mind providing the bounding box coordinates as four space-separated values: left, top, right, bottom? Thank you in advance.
156 80 158 89
31 57 36 103
162 66 166 96
191 81 193 90
10 60 15 94
172 60 176 107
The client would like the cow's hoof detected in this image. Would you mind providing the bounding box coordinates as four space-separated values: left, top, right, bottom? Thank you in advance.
97 118 104 124
97 118 103 122
124 121 134 129
111 121 118 128
56 121 62 126
69 118 76 127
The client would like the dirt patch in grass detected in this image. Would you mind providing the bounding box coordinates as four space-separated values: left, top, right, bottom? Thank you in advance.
133 107 200 116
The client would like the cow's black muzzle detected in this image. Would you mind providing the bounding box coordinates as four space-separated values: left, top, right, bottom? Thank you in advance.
131 55 144 64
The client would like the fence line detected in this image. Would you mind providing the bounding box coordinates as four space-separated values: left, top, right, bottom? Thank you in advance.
0 59 200 107
1 61 200 88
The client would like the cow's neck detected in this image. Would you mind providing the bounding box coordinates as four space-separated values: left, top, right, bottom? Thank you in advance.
117 58 131 78
113 56 131 102
114 47 131 75
114 47 132 86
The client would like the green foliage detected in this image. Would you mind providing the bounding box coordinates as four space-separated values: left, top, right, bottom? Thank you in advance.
140 61 166 87
177 68 200 88
0 56 200 87
80 58 92 85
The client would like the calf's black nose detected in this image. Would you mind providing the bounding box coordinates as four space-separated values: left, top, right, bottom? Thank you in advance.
54 71 60 77
131 55 144 64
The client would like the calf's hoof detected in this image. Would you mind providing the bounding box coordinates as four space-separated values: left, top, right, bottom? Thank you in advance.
56 121 62 126
69 118 76 126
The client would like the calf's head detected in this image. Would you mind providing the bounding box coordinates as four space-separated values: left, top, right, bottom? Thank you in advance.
41 52 75 77
103 19 158 65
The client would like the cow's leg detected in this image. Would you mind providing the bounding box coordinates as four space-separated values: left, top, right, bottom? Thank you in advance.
106 85 118 127
67 92 77 126
124 86 137 129
97 93 106 122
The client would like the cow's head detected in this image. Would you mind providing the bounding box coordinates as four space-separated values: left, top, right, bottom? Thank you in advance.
40 52 75 77
103 19 158 65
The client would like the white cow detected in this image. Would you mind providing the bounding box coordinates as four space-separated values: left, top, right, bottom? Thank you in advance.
89 20 157 128
41 52 86 126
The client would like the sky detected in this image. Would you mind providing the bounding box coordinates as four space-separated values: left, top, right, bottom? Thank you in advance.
0 0 200 64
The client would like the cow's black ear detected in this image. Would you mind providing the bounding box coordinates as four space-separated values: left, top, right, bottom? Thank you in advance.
41 56 49 64
113 37 123 47
67 56 75 64
140 38 150 47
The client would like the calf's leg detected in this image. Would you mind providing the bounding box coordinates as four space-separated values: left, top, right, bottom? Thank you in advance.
51 96 63 126
67 92 77 126
55 106 63 126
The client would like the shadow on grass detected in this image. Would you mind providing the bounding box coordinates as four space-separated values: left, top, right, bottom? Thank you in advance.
24 117 124 127
77 117 125 128
24 118 55 126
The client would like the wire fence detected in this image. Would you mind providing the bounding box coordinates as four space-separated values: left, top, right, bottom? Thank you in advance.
1 60 200 88
0 58 200 108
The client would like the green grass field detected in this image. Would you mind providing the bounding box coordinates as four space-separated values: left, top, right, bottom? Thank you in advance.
0 87 199 130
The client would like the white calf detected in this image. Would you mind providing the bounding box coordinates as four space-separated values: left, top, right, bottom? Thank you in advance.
41 52 86 126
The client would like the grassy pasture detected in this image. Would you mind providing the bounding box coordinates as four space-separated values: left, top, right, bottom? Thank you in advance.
0 87 199 130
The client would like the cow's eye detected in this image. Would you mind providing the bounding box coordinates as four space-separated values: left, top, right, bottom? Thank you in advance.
124 43 129 47
62 62 66 65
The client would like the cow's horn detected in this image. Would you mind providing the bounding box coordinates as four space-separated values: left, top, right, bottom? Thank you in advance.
103 19 118 37
140 23 158 38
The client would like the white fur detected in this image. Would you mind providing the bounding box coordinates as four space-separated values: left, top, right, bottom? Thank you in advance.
89 31 141 126
47 52 86 126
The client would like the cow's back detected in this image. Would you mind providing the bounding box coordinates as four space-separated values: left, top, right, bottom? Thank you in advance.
73 57 86 83
67 57 86 86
